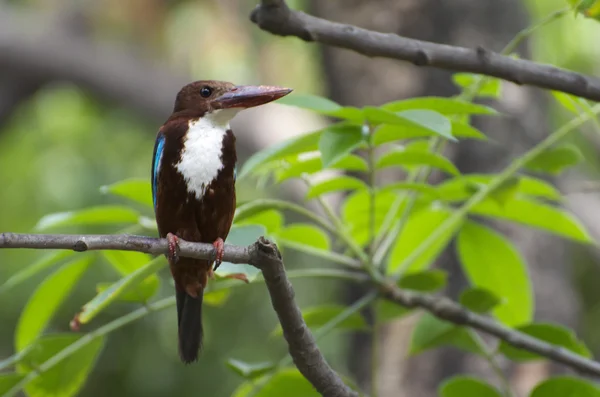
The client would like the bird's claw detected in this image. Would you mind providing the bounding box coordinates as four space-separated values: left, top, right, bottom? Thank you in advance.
212 238 225 271
167 233 180 265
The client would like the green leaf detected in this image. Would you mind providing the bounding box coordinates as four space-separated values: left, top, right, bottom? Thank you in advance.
77 256 165 325
398 269 447 292
459 288 502 314
437 174 562 202
0 374 25 395
276 223 330 250
232 367 321 397
452 73 502 98
319 124 364 167
382 96 498 115
276 152 367 182
203 288 231 307
239 130 321 179
15 256 92 351
397 110 454 141
271 304 368 337
306 175 367 199
530 376 600 397
214 225 266 282
376 149 460 176
235 209 283 235
19 334 104 397
373 120 484 145
457 221 532 326
470 197 592 243
375 300 412 323
95 281 157 303
450 121 487 140
0 251 74 295
226 359 275 379
409 314 482 355
569 0 600 21
440 376 503 397
552 91 580 114
525 144 584 175
499 323 591 361
100 178 153 207
388 207 459 274
35 205 140 230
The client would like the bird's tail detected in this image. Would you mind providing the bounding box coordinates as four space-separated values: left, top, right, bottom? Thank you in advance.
176 287 204 364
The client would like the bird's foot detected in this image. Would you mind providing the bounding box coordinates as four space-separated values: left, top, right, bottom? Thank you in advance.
212 238 225 271
166 233 180 265
221 273 249 284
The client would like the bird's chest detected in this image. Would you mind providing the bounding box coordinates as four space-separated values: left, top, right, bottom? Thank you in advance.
175 118 230 199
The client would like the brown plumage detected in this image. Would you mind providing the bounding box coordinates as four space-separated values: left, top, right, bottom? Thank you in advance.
151 80 291 363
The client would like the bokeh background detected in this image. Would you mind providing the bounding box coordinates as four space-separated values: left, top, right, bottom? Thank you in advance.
1 0 600 396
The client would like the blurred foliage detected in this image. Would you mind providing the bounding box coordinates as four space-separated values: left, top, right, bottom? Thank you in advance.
2 1 600 397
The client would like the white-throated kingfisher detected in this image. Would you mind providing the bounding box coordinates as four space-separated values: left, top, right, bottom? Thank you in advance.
151 80 292 363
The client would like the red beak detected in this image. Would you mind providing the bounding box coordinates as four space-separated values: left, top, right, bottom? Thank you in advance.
214 85 292 109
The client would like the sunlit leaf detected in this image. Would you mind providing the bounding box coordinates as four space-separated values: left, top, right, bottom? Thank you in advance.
306 175 367 199
77 256 165 325
398 110 454 141
276 152 367 182
530 376 600 397
569 0 600 20
437 174 562 202
398 269 447 292
0 251 74 295
452 73 502 98
95 280 157 303
380 182 440 198
457 221 532 326
382 97 498 115
232 368 321 397
376 149 460 176
238 130 321 179
450 121 487 140
373 120 484 145
525 144 584 175
226 359 275 380
0 373 25 395
203 288 231 307
388 207 459 274
19 334 104 397
276 223 330 250
319 124 364 167
100 178 153 207
234 209 283 235
552 91 580 114
440 376 502 397
459 288 502 314
499 323 591 361
35 205 140 230
15 256 92 351
271 304 368 337
409 314 482 355
470 197 592 243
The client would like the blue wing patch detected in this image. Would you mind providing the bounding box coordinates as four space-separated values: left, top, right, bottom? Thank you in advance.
151 134 165 209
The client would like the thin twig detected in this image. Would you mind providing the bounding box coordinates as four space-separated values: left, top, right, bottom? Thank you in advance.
250 1 600 102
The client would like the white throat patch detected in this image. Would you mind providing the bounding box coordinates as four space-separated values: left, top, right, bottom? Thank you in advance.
175 108 240 199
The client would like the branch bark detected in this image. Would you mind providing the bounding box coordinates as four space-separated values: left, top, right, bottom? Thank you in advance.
0 232 358 397
249 1 600 102
2 233 600 379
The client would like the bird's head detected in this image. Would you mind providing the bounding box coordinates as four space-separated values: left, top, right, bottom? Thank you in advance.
173 80 292 124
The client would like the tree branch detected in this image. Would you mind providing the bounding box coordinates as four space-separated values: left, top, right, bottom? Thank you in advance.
0 233 358 397
250 1 600 102
378 283 600 377
3 232 600 379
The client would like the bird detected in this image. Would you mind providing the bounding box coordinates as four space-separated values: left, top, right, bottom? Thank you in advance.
151 80 292 363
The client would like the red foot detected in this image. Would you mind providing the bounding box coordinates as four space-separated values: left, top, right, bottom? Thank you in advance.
167 233 180 265
222 272 249 284
212 238 225 271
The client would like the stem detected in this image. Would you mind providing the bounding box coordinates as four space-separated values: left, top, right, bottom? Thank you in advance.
366 123 376 256
392 104 600 280
470 331 515 397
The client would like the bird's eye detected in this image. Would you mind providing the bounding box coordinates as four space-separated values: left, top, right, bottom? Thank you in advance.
200 86 212 98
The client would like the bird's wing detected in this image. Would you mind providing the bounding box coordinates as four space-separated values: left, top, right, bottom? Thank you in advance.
151 131 166 209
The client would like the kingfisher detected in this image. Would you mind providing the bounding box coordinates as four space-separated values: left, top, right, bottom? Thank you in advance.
151 80 292 363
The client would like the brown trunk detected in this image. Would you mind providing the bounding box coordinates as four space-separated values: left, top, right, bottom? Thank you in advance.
309 1 580 396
